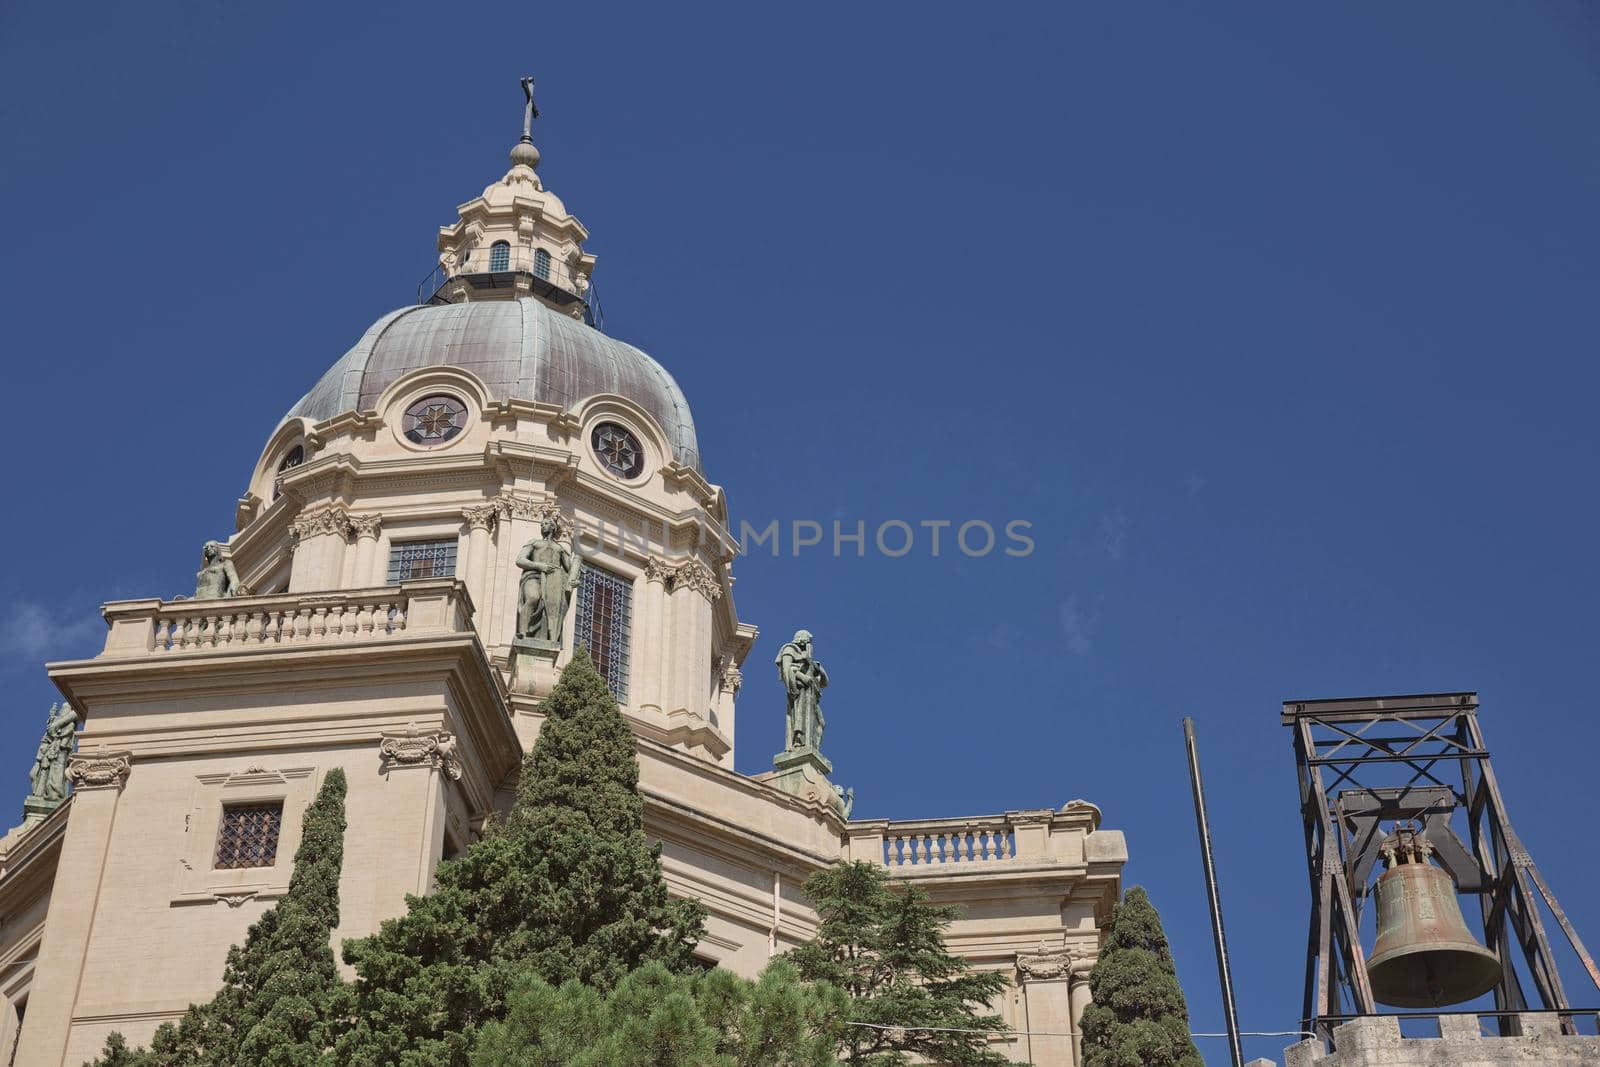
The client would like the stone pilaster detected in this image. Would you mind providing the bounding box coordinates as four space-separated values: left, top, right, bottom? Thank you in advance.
636 556 674 714
14 751 131 1067
348 512 383 586
461 505 497 621
666 559 720 722
1068 958 1095 1066
1016 942 1076 1066
287 505 353 593
376 727 458 900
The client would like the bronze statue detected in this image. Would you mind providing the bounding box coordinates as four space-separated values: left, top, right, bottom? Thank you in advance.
28 703 78 805
194 540 243 600
516 516 581 644
776 630 829 752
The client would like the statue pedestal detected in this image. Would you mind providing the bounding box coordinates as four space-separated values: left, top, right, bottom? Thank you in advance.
509 639 560 697
20 795 61 830
766 747 844 814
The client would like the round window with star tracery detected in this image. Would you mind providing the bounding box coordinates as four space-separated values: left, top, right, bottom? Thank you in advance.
591 421 645 480
403 395 467 446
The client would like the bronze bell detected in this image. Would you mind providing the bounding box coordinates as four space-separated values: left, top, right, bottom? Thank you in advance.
1366 829 1502 1008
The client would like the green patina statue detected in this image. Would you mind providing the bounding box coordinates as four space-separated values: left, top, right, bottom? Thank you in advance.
516 516 582 644
28 703 78 806
194 540 244 600
776 629 829 752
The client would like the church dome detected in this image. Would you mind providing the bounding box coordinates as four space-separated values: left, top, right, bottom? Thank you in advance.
285 298 702 470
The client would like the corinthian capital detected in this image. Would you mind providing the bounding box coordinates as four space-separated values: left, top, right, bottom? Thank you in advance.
642 556 674 585
348 513 383 540
67 749 132 790
671 559 722 602
461 505 498 532
289 505 353 545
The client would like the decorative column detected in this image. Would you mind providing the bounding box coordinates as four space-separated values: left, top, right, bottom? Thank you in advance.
636 556 674 716
348 513 383 587
377 726 463 903
461 505 498 622
666 559 720 723
1016 942 1077 1066
14 750 132 1067
287 505 352 593
1069 957 1096 1066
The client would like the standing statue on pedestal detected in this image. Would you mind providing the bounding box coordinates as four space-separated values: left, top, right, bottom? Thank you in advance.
776 630 829 752
516 516 582 645
194 540 244 600
28 703 78 807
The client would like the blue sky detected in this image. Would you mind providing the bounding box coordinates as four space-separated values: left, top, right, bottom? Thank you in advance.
2 1 1598 1058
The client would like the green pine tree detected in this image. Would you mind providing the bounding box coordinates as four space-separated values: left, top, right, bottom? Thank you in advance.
788 861 1014 1066
86 768 350 1067
470 958 848 1067
335 650 707 1065
1077 886 1203 1067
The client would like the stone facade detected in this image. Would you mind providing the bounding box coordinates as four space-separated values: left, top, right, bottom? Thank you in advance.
0 105 1127 1067
1285 1015 1600 1067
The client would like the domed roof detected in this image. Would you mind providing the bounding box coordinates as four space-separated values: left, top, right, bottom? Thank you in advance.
285 298 701 470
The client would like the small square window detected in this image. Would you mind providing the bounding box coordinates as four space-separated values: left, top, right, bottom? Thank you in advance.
215 802 283 870
388 539 458 582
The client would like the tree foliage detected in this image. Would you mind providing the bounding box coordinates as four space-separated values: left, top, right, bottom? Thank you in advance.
787 861 1013 1066
87 768 350 1067
1077 886 1202 1067
333 650 707 1065
470 959 847 1067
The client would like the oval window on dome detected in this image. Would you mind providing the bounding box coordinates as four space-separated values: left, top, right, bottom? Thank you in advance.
591 422 645 480
403 395 467 446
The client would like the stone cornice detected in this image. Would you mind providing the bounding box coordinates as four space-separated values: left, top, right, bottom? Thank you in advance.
379 724 464 780
67 749 131 790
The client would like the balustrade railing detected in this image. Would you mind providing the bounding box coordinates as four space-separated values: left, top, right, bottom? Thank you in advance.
98 580 475 658
881 816 1016 867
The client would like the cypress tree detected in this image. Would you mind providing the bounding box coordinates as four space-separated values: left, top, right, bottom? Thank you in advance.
335 650 707 1065
788 860 1013 1066
1077 886 1203 1067
87 767 350 1067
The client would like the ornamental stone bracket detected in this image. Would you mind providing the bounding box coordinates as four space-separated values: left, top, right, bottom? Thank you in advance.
66 749 132 791
378 724 463 780
721 665 744 695
1016 941 1074 983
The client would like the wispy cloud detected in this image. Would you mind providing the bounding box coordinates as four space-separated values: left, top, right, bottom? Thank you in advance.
1 602 104 667
1097 511 1128 562
1060 596 1097 657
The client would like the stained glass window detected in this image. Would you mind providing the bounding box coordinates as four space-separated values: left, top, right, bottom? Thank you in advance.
388 538 458 582
403 394 466 446
215 802 283 870
490 240 510 272
591 422 645 480
576 564 632 702
534 247 551 280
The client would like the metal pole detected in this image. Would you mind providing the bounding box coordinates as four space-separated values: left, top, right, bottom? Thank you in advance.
1184 717 1245 1067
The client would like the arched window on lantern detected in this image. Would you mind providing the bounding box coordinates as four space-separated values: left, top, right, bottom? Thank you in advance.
489 241 510 272
533 247 551 281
